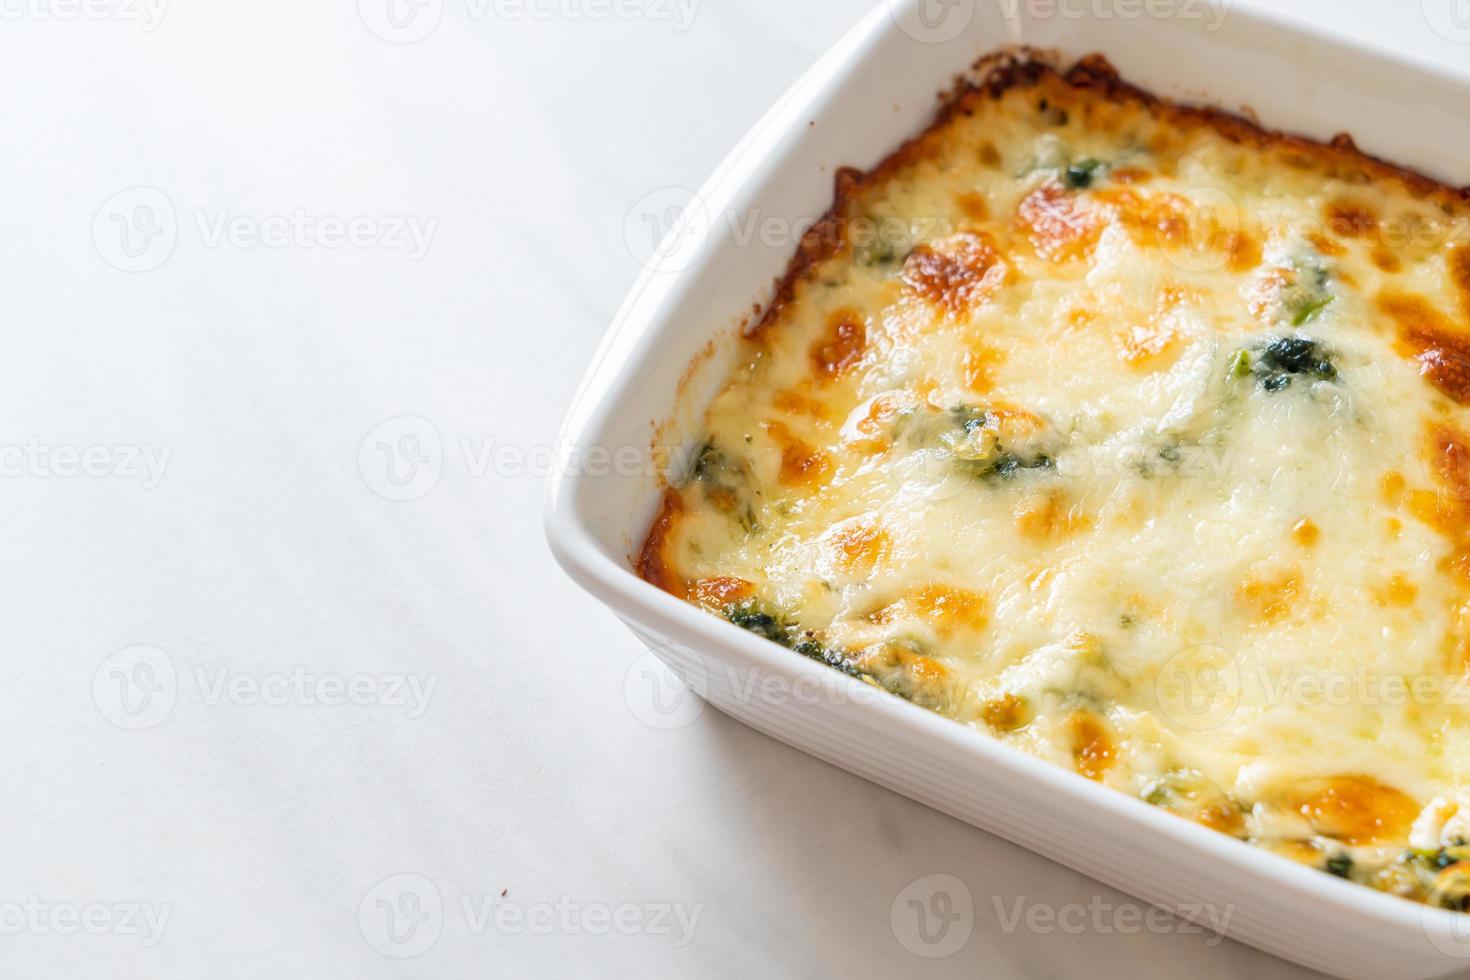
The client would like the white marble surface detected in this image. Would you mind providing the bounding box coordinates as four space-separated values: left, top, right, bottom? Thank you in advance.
1 1 1466 977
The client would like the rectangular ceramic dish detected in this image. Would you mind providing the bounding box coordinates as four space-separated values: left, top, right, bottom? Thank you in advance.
545 3 1470 976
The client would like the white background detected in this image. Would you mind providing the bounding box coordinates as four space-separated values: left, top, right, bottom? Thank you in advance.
1 0 1467 976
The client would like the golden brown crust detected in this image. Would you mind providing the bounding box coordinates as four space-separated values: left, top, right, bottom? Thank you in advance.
742 54 1055 343
741 50 1470 348
902 232 1010 314
1384 292 1470 406
745 167 865 344
1060 54 1470 206
637 489 687 597
1452 244 1470 322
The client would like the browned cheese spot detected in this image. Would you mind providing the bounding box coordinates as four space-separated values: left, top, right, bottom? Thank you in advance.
1291 776 1419 846
1382 292 1470 405
1236 566 1304 624
810 309 867 380
765 421 833 489
689 576 755 609
1014 182 1102 262
1069 711 1116 781
831 520 891 575
983 693 1031 733
1324 199 1381 240
956 191 989 222
902 231 1010 316
1292 518 1321 548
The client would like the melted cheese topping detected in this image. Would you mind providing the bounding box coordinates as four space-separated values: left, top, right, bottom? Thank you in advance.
641 59 1470 907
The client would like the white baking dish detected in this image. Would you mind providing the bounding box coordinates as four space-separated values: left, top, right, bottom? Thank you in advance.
545 2 1470 976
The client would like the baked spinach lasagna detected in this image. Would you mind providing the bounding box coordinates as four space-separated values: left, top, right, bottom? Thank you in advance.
638 55 1470 908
